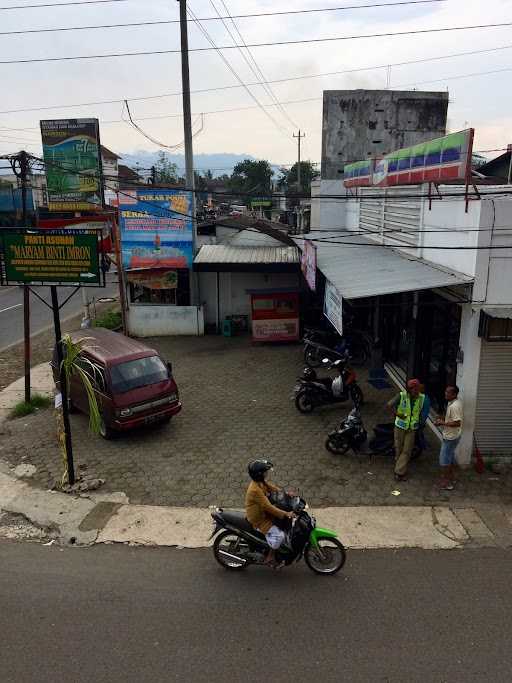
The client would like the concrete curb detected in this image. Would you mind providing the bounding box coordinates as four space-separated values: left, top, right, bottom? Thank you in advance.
1 463 502 549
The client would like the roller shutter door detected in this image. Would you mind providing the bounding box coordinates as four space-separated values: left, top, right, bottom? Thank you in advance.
475 341 512 456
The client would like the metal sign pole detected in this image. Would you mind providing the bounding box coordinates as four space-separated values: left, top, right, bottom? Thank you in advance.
50 285 75 486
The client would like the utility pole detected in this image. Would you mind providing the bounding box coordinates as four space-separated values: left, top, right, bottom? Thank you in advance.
177 0 197 306
19 151 31 403
293 130 306 192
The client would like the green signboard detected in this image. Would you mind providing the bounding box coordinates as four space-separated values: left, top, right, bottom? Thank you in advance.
1 229 101 286
40 118 103 211
250 199 272 208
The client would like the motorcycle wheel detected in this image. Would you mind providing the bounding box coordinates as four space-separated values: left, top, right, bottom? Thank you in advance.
305 538 346 575
325 436 350 456
304 347 322 368
213 531 249 571
295 391 315 414
350 385 364 407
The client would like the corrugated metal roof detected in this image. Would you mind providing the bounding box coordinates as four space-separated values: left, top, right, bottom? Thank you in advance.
296 232 473 299
194 244 300 265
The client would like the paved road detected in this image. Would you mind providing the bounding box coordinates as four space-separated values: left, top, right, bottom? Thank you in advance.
0 274 118 350
1 542 511 682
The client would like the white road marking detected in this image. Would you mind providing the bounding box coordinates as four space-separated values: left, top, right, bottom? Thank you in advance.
0 303 22 314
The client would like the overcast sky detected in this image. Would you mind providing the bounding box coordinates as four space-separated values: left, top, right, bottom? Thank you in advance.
0 0 511 167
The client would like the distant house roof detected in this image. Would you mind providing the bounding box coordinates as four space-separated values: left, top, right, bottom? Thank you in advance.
118 164 141 182
100 145 121 160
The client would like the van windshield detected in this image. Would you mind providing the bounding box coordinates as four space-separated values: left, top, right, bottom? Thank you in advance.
110 356 168 393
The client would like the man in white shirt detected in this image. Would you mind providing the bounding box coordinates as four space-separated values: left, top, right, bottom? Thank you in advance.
435 385 463 491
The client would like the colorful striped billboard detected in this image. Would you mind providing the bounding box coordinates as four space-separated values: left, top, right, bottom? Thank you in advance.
343 129 474 188
343 159 374 188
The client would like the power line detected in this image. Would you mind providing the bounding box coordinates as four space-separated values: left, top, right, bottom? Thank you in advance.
2 43 511 116
186 5 289 138
3 21 512 64
0 0 130 9
28 152 512 205
0 0 446 20
216 0 298 130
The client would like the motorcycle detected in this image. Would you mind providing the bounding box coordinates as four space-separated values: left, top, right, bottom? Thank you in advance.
303 328 371 368
293 358 364 413
325 408 368 456
368 422 426 461
210 489 347 575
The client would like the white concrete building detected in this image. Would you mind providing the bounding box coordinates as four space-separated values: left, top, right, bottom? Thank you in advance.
309 182 512 464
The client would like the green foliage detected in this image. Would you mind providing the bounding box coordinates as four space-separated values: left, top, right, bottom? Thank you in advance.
155 151 178 184
230 159 273 197
10 394 52 419
61 334 101 435
278 161 318 195
94 307 122 330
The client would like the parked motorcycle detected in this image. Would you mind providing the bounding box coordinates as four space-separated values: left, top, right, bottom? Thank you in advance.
293 358 364 413
210 489 347 575
325 408 368 456
303 327 372 368
368 422 426 460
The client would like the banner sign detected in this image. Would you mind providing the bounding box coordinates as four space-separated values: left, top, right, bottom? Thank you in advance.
344 129 474 188
1 229 101 286
343 159 374 188
324 279 343 336
40 118 103 211
301 239 317 291
118 188 194 269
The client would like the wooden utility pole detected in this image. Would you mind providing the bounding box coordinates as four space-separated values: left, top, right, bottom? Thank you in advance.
19 151 31 403
177 0 197 304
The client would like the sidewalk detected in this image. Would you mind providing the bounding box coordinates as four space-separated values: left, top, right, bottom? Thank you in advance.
0 463 510 549
0 350 511 550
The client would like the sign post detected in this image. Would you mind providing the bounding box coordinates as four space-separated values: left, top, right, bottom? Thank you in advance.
324 279 343 337
0 228 103 486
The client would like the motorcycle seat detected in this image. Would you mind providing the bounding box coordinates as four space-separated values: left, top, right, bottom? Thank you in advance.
220 510 266 539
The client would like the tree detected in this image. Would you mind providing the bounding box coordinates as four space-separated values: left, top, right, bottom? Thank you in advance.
278 161 318 196
194 171 208 192
154 151 178 184
229 159 273 199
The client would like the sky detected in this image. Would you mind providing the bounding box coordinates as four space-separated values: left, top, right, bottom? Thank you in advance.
0 0 512 169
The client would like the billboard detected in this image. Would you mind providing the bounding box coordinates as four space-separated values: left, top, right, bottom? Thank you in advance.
118 188 194 270
344 129 474 188
0 187 34 212
40 118 103 211
324 279 343 337
1 229 101 286
301 239 317 291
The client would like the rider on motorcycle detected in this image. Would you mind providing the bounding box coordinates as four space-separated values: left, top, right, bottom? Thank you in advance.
245 460 294 567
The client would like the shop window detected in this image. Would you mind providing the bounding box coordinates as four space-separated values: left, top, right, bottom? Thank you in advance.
479 312 512 341
129 283 177 305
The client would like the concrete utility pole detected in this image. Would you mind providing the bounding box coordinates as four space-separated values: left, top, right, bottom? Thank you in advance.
293 130 306 192
177 0 197 304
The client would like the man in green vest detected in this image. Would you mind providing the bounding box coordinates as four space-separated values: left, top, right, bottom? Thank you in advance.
388 378 426 482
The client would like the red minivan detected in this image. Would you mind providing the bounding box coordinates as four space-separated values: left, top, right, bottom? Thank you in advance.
51 328 182 439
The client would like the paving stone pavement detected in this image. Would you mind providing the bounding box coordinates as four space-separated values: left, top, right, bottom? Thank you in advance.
1 335 511 508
